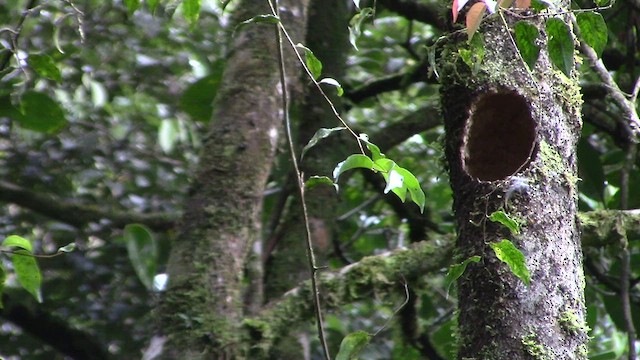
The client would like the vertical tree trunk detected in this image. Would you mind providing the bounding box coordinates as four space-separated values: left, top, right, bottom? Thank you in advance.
157 1 309 358
439 13 588 359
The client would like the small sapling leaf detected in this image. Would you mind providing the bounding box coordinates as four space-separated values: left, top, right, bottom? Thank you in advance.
57 243 77 253
336 330 372 360
305 176 338 191
236 14 280 33
333 154 378 181
348 7 373 50
444 255 481 296
295 44 323 80
2 235 33 252
490 239 531 286
12 250 43 303
124 224 158 291
319 78 344 96
301 127 345 159
488 210 520 235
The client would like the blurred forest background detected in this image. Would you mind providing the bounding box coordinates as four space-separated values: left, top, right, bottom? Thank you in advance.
1 0 640 359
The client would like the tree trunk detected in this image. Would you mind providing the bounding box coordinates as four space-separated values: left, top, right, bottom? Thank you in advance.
157 1 309 358
439 12 588 359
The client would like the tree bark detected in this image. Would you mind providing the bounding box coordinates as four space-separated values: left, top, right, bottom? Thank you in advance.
157 1 309 358
439 13 588 360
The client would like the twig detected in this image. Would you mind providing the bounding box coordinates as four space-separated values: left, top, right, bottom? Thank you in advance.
0 0 38 72
268 1 331 358
573 15 640 140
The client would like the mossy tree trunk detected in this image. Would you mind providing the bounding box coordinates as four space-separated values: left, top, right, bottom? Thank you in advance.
439 9 588 360
156 0 309 358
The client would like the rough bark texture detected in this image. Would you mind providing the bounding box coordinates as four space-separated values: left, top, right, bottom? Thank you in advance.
157 1 309 358
439 13 588 360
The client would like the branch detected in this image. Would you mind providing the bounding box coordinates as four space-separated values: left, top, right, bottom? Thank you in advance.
0 0 38 71
579 210 640 247
0 292 110 360
574 17 640 140
344 65 435 104
245 238 455 355
0 180 176 232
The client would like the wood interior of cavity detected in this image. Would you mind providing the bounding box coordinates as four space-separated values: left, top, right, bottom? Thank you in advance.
462 92 537 181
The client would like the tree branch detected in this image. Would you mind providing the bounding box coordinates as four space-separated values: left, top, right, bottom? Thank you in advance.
0 180 176 232
0 292 110 360
574 16 640 140
245 238 455 356
344 64 435 104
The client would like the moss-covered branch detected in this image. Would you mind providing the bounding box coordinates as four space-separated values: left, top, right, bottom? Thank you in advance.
579 209 640 247
243 239 454 357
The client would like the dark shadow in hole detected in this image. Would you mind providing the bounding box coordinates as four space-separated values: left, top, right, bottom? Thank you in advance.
462 92 537 181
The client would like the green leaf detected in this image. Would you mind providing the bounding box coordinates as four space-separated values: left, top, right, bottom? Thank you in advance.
2 235 33 252
305 176 337 191
444 255 481 295
333 154 383 182
395 166 426 213
182 0 201 26
124 0 140 14
147 0 160 12
374 159 425 212
15 91 67 133
28 54 62 82
12 250 43 303
514 21 541 69
318 77 344 96
490 239 530 286
158 119 180 154
301 127 346 159
576 12 607 57
296 44 323 80
530 0 549 10
458 34 484 74
180 66 224 123
348 7 373 50
236 14 280 32
361 137 384 161
488 210 520 235
546 18 574 77
336 330 372 360
57 243 76 253
124 224 158 291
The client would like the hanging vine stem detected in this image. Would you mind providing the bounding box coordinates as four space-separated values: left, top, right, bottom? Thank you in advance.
268 1 331 358
266 1 365 156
